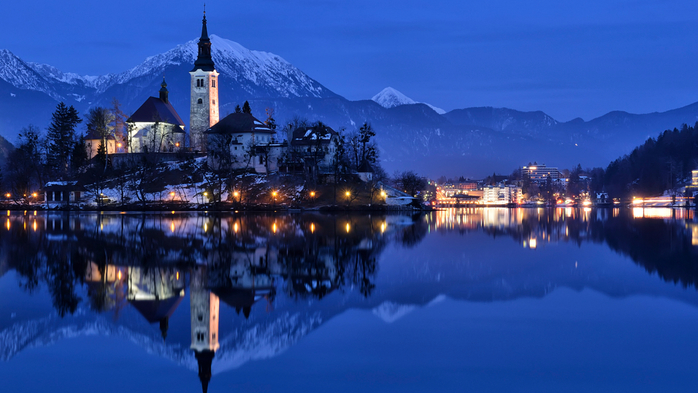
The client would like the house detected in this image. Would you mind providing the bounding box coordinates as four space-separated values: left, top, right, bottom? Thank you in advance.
43 181 88 207
127 78 186 153
84 130 116 159
205 112 285 174
287 124 339 176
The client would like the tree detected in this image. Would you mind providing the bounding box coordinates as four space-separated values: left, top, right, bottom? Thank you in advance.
5 126 44 201
394 171 427 197
358 122 377 166
46 103 81 178
110 98 127 151
235 105 242 113
71 135 88 173
242 101 252 114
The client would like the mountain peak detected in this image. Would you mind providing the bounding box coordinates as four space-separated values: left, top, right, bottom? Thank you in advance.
372 87 445 114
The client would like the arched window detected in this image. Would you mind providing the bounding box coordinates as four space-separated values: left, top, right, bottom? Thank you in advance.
197 98 203 104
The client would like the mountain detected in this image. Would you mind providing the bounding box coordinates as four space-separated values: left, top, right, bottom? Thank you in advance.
372 87 446 114
2 37 698 176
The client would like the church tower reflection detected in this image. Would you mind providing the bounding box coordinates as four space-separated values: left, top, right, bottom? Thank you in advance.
190 266 220 393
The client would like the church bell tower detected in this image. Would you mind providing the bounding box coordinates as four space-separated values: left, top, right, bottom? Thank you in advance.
189 10 219 152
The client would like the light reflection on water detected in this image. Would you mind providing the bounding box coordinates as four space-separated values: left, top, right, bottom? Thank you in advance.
0 208 698 392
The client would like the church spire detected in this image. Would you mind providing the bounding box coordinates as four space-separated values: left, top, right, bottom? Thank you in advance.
159 76 169 103
193 8 215 72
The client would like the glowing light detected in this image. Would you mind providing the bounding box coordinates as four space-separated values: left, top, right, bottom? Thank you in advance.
310 223 315 233
170 191 175 197
32 221 37 231
175 142 180 148
203 192 208 196
4 193 10 198
380 222 386 233
582 200 592 206
309 191 315 198
33 211 36 216
233 222 239 233
5 219 9 231
204 223 208 232
529 238 537 249
233 191 239 198
31 193 37 198
6 211 9 216
117 143 122 148
345 191 351 197
176 272 180 280
380 190 387 198
170 221 175 232
272 223 277 233
529 166 537 170
117 271 122 281
345 223 351 233
171 211 175 215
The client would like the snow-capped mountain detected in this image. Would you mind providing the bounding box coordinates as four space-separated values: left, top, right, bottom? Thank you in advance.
2 36 698 175
372 87 446 114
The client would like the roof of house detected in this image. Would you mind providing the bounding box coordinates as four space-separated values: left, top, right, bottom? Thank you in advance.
290 124 338 146
205 112 274 135
128 96 186 126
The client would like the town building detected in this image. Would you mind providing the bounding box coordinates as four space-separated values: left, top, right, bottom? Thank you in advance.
190 266 219 393
482 185 522 205
189 11 220 152
127 78 186 153
522 163 562 182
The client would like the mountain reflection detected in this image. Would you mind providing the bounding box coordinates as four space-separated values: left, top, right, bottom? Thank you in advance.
1 208 698 391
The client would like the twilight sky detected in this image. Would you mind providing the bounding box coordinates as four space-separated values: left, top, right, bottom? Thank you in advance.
1 0 698 121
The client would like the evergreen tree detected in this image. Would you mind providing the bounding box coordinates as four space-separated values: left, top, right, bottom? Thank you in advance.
71 135 88 173
46 103 81 178
242 101 252 114
235 105 242 113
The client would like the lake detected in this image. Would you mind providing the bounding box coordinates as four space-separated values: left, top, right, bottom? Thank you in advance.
0 207 697 392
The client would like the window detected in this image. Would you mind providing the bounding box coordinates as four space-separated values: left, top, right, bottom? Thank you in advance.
212 100 216 105
196 332 205 342
212 79 216 88
197 98 203 104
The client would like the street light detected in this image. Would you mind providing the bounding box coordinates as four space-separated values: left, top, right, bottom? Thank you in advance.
272 190 278 209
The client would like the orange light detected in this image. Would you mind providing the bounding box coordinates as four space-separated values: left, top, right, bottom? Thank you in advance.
310 223 315 233
345 223 350 233
117 143 122 148
31 193 37 198
4 194 9 198
272 191 277 197
175 142 180 147
310 191 315 197
176 272 180 280
233 191 239 197
272 223 277 233
117 271 122 281
170 191 175 197
345 191 351 197
233 222 239 233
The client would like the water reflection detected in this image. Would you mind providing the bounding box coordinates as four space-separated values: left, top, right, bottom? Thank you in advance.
1 208 698 392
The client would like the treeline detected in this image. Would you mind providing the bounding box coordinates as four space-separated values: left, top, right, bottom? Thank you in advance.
2 101 126 200
603 122 698 197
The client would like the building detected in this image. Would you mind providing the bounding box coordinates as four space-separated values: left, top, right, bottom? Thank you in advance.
127 78 186 153
205 112 285 173
189 11 220 152
190 267 219 393
522 163 562 182
84 130 116 159
482 185 522 205
287 124 340 175
43 181 87 207
127 266 185 340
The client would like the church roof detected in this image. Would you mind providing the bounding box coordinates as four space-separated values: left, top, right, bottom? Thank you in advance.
128 96 185 126
129 295 184 324
206 112 274 135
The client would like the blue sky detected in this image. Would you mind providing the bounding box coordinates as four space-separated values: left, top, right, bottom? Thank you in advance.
1 0 698 120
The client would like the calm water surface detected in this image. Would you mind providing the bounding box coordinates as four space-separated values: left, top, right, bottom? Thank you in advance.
0 208 697 392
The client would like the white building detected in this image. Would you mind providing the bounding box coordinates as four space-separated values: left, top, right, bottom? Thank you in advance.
482 185 522 205
522 163 562 182
205 112 285 174
189 11 219 152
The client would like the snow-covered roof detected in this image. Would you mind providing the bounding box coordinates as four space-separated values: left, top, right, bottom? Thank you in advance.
128 96 185 126
206 112 274 135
